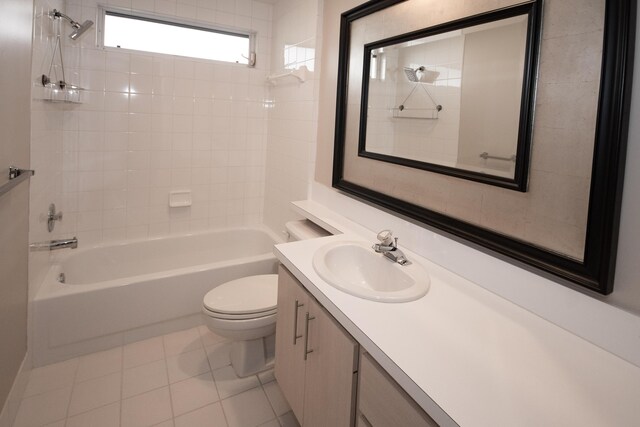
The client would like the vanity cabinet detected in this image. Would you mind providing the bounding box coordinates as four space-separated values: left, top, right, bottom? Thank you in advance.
275 265 359 426
357 352 438 427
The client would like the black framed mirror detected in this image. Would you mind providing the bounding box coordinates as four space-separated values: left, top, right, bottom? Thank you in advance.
357 3 541 191
332 0 636 295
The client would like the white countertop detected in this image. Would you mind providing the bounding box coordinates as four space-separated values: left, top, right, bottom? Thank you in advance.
274 211 640 426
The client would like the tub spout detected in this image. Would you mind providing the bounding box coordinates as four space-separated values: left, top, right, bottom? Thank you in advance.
30 237 78 251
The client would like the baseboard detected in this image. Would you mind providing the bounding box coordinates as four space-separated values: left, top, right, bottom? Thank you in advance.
0 352 31 427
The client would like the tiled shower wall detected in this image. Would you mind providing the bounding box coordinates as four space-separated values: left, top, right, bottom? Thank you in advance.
263 0 320 234
29 0 274 282
29 0 65 298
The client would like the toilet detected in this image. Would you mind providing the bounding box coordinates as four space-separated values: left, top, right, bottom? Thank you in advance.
202 220 329 377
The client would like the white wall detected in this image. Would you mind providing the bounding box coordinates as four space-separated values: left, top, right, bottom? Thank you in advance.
0 0 34 423
263 0 320 234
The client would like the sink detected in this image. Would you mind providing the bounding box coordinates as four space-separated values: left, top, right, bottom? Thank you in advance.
312 241 430 302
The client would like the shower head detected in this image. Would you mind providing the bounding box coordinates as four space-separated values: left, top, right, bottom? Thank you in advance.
69 20 94 40
403 66 424 82
51 9 94 40
403 66 440 83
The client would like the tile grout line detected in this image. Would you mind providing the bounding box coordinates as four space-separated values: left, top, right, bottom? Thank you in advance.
160 332 176 426
119 344 124 427
62 354 81 424
200 326 231 427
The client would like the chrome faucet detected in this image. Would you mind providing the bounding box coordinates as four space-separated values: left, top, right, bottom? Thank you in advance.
30 237 78 251
372 230 411 266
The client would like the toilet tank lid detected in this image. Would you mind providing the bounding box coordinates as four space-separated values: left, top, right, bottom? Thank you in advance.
285 219 330 241
203 274 278 315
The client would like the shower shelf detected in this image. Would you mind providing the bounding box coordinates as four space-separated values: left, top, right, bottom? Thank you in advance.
40 83 85 104
391 107 440 119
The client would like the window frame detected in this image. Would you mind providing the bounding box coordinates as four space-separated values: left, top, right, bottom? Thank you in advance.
97 5 257 67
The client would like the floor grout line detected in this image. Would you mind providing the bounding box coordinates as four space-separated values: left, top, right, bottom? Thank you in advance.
161 332 176 426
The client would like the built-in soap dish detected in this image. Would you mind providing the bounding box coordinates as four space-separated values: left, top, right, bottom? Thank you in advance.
169 190 192 207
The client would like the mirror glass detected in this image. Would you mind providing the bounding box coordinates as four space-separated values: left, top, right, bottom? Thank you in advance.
361 14 529 181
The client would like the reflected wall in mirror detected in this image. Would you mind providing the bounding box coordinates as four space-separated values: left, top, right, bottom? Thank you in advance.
358 7 538 190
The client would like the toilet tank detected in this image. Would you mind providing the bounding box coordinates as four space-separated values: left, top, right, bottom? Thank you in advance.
285 220 331 242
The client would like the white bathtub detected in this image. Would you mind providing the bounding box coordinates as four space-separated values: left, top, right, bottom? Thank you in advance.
32 226 281 366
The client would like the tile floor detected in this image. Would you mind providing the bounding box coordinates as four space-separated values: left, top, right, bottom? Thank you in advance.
13 326 299 427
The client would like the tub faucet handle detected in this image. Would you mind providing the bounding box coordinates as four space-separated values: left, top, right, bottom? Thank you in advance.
47 203 63 232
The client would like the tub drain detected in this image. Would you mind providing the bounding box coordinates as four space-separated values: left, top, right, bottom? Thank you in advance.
57 273 66 283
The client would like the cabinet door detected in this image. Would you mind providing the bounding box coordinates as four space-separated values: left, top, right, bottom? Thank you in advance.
275 265 309 423
358 352 438 427
303 298 359 427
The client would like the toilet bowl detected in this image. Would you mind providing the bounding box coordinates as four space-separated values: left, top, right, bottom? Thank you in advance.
202 220 330 377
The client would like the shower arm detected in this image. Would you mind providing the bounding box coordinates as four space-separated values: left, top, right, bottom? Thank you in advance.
51 9 81 28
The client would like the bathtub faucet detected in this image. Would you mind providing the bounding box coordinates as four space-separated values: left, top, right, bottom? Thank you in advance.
30 237 78 251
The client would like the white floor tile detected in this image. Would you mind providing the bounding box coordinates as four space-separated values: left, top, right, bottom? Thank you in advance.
198 325 228 347
163 327 202 356
68 372 121 416
257 369 275 385
12 386 72 427
76 347 123 383
124 336 165 369
174 402 228 427
166 348 210 383
121 386 173 427
152 421 174 427
278 411 300 427
213 366 260 399
258 420 279 427
43 421 65 427
262 381 291 416
221 387 276 427
23 358 79 398
170 371 220 416
65 402 120 427
123 359 169 398
206 342 233 370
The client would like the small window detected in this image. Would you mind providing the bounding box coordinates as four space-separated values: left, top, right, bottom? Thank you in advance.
99 8 255 65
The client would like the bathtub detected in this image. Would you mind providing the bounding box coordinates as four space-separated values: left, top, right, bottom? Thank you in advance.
32 226 281 366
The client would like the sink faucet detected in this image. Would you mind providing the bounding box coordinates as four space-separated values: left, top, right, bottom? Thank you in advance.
372 230 411 266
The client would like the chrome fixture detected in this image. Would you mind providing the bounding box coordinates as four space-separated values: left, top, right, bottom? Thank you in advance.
479 151 517 162
372 230 411 266
50 9 94 40
57 273 66 283
47 203 63 232
30 237 78 251
0 167 35 198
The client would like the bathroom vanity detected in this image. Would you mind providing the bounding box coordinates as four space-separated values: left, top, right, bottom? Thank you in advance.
275 265 437 427
272 203 640 427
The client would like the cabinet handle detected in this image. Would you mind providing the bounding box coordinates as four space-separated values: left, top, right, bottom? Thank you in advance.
293 300 304 345
304 312 316 360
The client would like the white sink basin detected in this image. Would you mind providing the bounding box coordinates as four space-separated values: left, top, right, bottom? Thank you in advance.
312 241 430 302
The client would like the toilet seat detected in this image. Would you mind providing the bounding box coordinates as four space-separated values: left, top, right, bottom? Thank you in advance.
203 307 277 320
203 274 277 319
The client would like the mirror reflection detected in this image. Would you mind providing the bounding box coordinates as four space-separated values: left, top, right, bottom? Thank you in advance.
363 15 528 180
